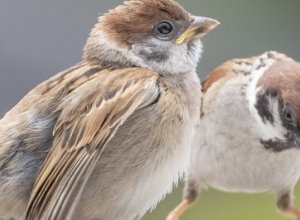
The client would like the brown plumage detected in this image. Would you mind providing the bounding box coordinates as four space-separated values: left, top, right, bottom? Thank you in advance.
100 0 190 46
26 67 159 219
0 0 219 219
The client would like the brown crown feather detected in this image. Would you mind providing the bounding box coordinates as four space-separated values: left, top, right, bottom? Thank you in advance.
98 0 190 46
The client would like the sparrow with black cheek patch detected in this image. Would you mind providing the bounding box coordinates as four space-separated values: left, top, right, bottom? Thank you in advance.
0 0 219 220
167 51 300 220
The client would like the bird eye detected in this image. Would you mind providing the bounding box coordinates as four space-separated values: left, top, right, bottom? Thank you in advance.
156 21 174 35
283 106 294 124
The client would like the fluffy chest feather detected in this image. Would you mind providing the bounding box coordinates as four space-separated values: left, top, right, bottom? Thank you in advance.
77 72 201 220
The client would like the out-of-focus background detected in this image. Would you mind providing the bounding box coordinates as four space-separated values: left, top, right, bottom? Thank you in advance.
0 0 299 219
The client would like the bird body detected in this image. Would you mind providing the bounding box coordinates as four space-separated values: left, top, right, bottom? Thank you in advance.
192 55 300 194
0 0 219 219
0 63 200 220
168 52 300 220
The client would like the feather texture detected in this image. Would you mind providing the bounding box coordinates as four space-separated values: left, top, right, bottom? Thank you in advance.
25 67 159 219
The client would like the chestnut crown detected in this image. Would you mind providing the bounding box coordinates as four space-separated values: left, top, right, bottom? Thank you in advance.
100 0 190 46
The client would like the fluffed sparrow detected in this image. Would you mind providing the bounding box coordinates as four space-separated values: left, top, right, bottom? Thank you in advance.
167 51 300 220
0 0 219 219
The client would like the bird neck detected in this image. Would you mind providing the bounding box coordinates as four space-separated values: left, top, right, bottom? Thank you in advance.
83 29 144 69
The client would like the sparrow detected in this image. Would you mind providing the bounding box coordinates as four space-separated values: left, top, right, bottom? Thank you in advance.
0 0 219 219
167 51 300 220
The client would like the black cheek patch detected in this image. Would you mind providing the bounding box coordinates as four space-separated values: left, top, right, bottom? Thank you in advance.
261 138 293 152
255 92 274 124
138 49 169 63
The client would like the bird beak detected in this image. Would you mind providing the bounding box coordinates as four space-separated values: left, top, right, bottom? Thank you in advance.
176 16 220 45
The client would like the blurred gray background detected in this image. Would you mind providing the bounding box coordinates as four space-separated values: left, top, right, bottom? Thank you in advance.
1 0 300 117
0 1 300 219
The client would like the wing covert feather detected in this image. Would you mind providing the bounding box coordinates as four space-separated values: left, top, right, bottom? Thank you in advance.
25 67 159 220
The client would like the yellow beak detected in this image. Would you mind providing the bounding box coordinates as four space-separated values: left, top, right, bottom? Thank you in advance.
176 16 220 45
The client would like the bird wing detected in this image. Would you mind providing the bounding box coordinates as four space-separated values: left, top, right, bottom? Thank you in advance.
25 67 160 220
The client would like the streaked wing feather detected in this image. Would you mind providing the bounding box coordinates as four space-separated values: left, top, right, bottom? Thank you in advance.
26 68 159 220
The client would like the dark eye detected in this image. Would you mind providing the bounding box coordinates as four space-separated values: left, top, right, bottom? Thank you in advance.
156 21 174 35
283 105 294 124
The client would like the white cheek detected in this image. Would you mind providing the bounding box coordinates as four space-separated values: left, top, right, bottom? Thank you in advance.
247 65 273 112
133 38 203 74
245 54 287 140
92 30 203 74
259 99 287 140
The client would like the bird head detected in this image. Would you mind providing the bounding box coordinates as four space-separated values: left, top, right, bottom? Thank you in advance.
253 52 300 152
83 0 219 74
